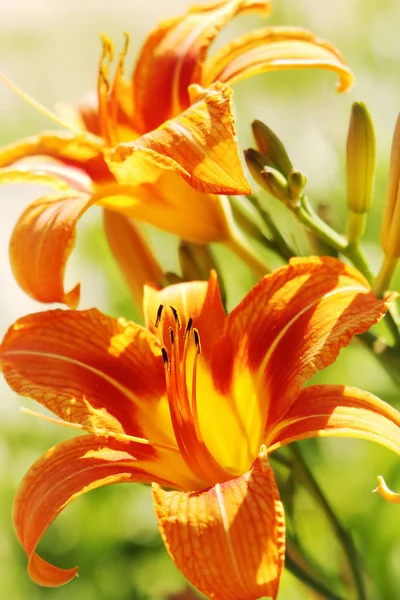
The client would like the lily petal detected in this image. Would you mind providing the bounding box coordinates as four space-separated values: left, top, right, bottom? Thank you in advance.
9 191 95 307
107 83 251 196
153 453 285 600
103 210 164 306
0 156 94 193
203 26 354 92
13 435 179 587
132 0 272 132
98 174 236 243
212 257 394 437
266 384 400 458
0 308 176 447
143 271 226 362
375 476 400 503
0 132 113 188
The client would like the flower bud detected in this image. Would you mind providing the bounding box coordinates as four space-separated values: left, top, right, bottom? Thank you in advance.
251 120 293 177
260 166 290 203
288 169 307 200
381 113 400 258
346 101 376 215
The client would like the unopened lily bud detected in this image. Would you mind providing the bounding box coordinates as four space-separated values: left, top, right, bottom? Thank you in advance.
372 114 400 297
252 120 293 177
288 169 307 199
244 148 271 188
346 101 376 214
381 113 400 258
260 166 289 203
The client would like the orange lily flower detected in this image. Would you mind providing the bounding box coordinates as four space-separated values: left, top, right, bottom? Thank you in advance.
0 0 354 307
1 256 400 598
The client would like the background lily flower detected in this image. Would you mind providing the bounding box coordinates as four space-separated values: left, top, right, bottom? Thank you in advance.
0 0 353 307
1 256 400 599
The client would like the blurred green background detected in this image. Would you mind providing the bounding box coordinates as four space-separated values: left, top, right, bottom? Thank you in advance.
1 0 400 598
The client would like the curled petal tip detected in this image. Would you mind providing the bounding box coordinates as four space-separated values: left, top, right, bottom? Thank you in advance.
374 475 400 503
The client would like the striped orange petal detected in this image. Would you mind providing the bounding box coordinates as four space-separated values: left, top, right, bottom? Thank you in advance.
14 435 186 587
153 451 285 600
0 131 109 184
0 308 180 453
132 0 272 132
9 192 95 308
107 83 251 196
211 256 394 454
266 384 400 455
202 26 353 92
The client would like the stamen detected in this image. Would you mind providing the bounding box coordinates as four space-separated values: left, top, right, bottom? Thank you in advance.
170 305 181 329
193 328 202 354
155 304 164 328
169 328 175 346
184 317 193 338
98 34 118 146
0 72 80 134
191 332 201 439
21 407 179 452
161 347 169 367
109 32 130 128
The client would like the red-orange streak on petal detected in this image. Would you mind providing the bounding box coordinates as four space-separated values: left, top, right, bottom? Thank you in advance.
132 0 272 133
9 192 95 307
108 83 251 196
1 309 168 442
212 257 393 427
266 385 400 458
153 454 285 600
13 435 166 587
203 27 353 93
143 271 226 363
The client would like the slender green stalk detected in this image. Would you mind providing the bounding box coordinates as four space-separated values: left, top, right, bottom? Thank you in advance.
285 553 349 600
373 254 399 298
289 445 367 600
250 195 297 260
225 234 271 277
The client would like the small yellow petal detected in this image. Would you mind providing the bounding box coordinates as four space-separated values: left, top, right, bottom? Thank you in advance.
374 476 400 503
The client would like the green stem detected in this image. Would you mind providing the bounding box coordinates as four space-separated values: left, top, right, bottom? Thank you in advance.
285 552 348 600
295 199 347 252
250 196 297 260
289 445 367 600
347 211 367 244
225 234 271 277
373 254 399 298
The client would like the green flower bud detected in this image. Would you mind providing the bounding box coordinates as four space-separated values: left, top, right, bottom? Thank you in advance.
252 120 293 177
346 101 376 215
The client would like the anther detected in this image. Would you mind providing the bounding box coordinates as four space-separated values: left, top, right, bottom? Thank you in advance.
193 328 202 354
122 31 130 57
169 328 175 346
184 318 193 338
170 306 181 329
155 304 164 328
161 347 169 366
